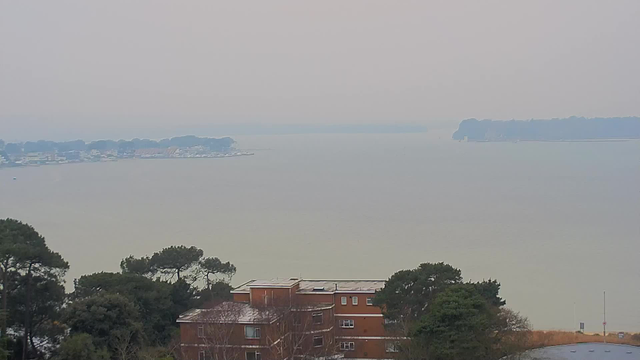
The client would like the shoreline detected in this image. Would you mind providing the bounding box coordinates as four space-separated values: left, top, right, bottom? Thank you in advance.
462 138 638 143
0 152 254 170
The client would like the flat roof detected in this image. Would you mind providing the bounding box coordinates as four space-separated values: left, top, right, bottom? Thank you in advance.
298 280 385 293
232 278 385 294
177 302 278 324
525 343 640 360
231 278 301 293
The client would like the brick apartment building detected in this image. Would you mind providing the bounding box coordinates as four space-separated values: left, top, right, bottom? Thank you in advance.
178 278 402 360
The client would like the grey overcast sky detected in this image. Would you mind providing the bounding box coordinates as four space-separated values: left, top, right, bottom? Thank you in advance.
1 1 639 140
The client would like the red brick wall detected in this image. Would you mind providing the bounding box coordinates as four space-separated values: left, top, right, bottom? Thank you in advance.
250 287 293 307
334 293 381 314
180 322 268 346
337 338 391 359
335 315 385 337
233 292 250 302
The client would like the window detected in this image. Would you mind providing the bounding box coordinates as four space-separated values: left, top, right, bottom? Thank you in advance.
352 296 358 305
386 341 400 353
245 326 261 339
199 350 206 360
293 314 301 326
197 325 205 337
366 297 374 306
341 296 347 305
246 351 261 360
340 342 355 351
339 319 355 328
312 312 323 325
313 335 324 347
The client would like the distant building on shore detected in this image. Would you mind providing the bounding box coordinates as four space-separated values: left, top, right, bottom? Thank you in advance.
178 278 401 360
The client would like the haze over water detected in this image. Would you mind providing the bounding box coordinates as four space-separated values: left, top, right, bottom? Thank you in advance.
1 132 639 332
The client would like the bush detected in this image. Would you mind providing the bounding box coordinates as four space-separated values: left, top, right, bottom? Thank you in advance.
55 334 110 360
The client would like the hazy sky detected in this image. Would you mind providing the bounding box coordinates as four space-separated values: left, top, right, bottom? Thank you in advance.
1 1 639 140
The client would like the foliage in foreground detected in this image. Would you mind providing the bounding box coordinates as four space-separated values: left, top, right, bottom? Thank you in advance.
375 262 530 360
0 218 235 360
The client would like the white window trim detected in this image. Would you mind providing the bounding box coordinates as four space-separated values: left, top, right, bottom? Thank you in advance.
312 312 323 325
340 341 355 351
339 319 355 328
335 313 383 317
313 335 324 347
341 296 347 305
245 326 261 339
199 350 206 360
197 325 205 337
352 296 358 305
366 297 374 306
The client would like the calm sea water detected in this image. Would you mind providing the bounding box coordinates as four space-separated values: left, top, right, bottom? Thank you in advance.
1 133 639 331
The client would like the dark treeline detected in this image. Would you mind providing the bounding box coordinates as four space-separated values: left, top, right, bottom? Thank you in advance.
0 136 235 154
0 219 236 360
374 262 531 360
452 116 640 141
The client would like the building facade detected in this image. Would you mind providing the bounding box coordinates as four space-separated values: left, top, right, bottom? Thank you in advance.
178 278 401 360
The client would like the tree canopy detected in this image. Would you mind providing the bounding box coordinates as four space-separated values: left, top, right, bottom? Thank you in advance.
373 262 462 321
149 245 203 281
53 334 109 360
0 219 69 360
119 256 154 277
0 219 236 360
198 257 237 288
375 262 530 360
413 285 496 360
63 293 144 352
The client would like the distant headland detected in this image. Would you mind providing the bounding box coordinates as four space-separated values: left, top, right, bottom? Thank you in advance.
452 116 640 142
0 135 253 168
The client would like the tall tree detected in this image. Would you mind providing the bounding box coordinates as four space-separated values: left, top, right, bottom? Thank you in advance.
0 219 68 360
119 256 154 277
64 293 144 354
412 284 496 360
373 262 462 322
8 274 66 357
17 235 68 360
411 284 530 360
73 272 181 345
0 219 24 348
149 246 203 281
472 279 506 308
197 257 236 289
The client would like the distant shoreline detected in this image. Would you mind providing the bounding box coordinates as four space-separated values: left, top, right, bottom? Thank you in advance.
0 135 249 169
462 138 636 143
0 151 254 170
452 117 640 142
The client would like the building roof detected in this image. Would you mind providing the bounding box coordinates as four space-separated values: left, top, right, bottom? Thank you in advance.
298 280 385 294
242 278 301 288
231 278 385 294
524 343 640 360
177 302 278 324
